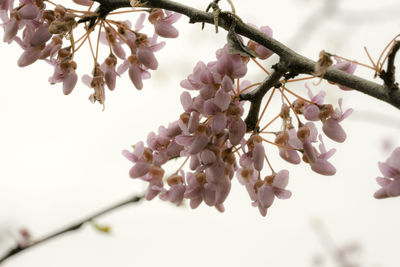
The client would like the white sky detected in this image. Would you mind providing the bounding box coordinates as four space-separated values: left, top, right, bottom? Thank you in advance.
0 0 400 266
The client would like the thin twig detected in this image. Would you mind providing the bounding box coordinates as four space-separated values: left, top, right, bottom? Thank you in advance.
0 194 144 264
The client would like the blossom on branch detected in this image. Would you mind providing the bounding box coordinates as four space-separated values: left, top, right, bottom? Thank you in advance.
374 147 400 199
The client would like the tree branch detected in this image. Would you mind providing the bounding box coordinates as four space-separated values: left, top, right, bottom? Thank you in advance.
240 62 288 131
380 40 400 91
0 194 144 264
91 0 400 110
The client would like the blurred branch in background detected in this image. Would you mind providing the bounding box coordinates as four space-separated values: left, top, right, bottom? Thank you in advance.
0 194 144 264
311 219 364 267
287 0 400 50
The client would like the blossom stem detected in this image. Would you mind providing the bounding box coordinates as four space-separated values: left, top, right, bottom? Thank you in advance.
281 85 314 104
174 156 190 174
363 46 378 71
333 54 375 71
261 137 297 150
251 58 270 75
238 83 261 95
259 113 280 132
264 154 274 173
278 87 302 125
377 33 400 72
255 88 276 130
95 20 104 63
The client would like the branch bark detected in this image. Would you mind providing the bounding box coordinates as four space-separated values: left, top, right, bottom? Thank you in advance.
241 62 288 131
0 194 144 264
380 40 400 91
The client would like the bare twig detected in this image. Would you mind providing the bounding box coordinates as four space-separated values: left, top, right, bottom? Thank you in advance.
0 194 144 264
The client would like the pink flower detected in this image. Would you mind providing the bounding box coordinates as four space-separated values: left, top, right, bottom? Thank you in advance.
213 45 248 79
322 98 353 143
333 57 357 91
148 9 181 38
302 84 326 121
275 130 301 165
374 147 400 199
247 25 274 60
157 173 186 206
310 135 336 176
253 170 292 217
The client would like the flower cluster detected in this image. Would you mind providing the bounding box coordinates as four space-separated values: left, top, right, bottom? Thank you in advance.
123 29 354 216
1 0 362 216
0 0 180 105
374 147 400 199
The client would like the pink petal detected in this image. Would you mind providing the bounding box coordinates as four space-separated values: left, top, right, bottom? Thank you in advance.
3 19 18 43
104 68 116 90
163 12 181 24
229 118 246 146
133 141 145 159
322 118 346 143
378 162 399 178
17 47 41 67
175 135 195 146
189 197 203 209
203 183 216 206
221 75 233 92
303 104 320 121
129 162 150 178
376 177 392 187
374 188 389 199
62 70 77 95
17 4 39 20
188 111 199 133
386 147 400 170
137 46 158 70
189 135 209 155
273 188 292 199
279 149 301 164
387 178 400 197
211 113 227 134
252 142 265 171
273 170 289 188
214 88 231 111
128 63 143 89
257 185 275 209
311 159 336 176
200 149 216 165
30 24 52 47
122 150 137 162
112 41 126 59
154 20 179 38
215 177 231 204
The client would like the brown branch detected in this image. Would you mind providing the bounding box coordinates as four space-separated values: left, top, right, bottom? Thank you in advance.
240 62 288 131
380 40 400 91
0 194 144 264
